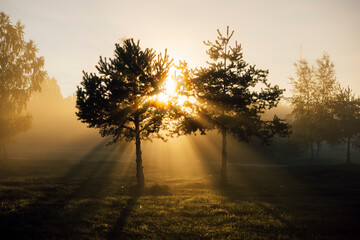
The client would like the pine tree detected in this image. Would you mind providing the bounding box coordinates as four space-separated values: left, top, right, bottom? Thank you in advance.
76 39 172 187
189 27 289 183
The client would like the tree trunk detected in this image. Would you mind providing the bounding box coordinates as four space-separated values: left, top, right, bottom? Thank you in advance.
135 131 144 187
346 136 351 165
310 142 314 163
221 128 227 184
133 112 145 189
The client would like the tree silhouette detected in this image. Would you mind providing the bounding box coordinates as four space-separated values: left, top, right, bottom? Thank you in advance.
76 39 172 187
328 86 360 164
0 12 45 159
184 27 289 183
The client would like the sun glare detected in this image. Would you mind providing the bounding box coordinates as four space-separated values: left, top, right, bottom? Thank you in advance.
165 78 177 96
152 68 197 109
156 77 178 104
157 92 168 103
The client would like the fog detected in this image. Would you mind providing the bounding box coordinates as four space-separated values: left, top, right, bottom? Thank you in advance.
6 77 358 177
7 77 102 160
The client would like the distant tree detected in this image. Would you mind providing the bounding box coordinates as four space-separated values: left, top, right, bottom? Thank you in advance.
289 53 338 161
0 12 45 159
76 39 172 187
181 27 289 183
32 76 63 102
289 59 317 159
312 53 338 158
328 86 360 164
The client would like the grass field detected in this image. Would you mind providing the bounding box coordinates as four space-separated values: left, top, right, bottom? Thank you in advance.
0 158 359 240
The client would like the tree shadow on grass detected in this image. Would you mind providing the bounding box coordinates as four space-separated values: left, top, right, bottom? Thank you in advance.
106 184 171 239
186 135 342 238
0 140 133 239
106 187 142 240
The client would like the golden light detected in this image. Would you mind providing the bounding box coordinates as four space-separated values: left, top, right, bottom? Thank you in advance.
157 92 168 103
155 77 178 104
151 65 197 109
164 78 177 96
177 95 187 106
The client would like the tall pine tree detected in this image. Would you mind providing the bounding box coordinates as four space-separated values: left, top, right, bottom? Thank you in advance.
188 27 289 183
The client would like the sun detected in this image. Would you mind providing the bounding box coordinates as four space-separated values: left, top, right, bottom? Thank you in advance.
156 78 178 104
165 78 177 96
151 67 197 110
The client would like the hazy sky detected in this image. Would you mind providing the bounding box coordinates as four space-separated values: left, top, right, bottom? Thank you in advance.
1 0 359 97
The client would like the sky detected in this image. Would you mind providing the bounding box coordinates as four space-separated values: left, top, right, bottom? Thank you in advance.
1 0 360 97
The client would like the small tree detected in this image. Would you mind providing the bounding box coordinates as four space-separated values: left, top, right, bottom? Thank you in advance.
289 53 338 161
0 12 45 159
289 59 317 159
186 27 289 183
328 86 360 164
313 53 338 158
76 39 172 187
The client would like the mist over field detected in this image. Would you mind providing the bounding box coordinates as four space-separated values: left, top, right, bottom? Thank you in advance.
7 77 359 169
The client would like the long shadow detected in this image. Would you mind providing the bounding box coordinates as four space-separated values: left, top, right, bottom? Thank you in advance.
106 187 142 240
0 140 131 239
64 140 109 177
62 140 130 199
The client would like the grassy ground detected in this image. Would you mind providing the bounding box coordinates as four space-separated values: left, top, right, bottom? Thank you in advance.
0 158 359 239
